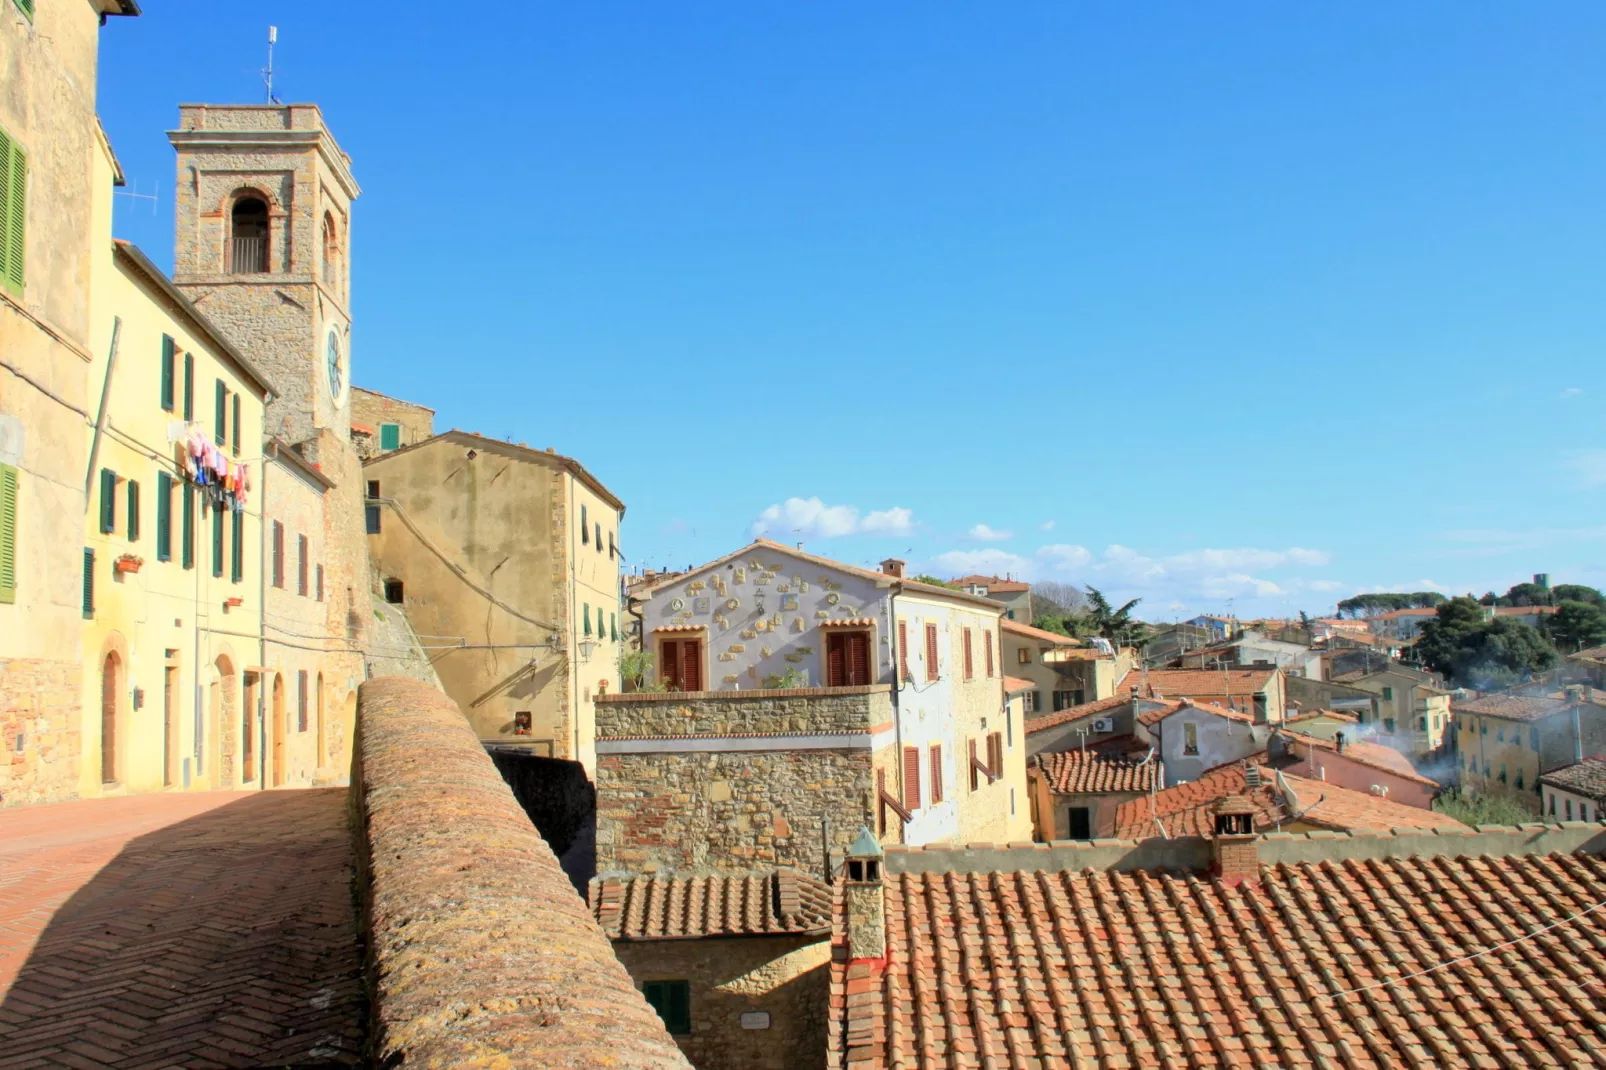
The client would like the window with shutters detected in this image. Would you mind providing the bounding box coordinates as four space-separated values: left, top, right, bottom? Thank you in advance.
825 630 871 687
99 469 116 534
988 731 1004 776
659 637 704 692
902 745 921 811
0 127 26 297
929 744 944 804
82 549 95 618
583 602 592 636
581 504 588 544
609 612 617 641
126 481 140 543
231 511 243 583
297 671 309 732
643 980 691 1036
608 531 616 559
963 627 974 680
897 620 909 680
211 506 224 578
297 534 309 595
271 521 284 588
1017 647 1031 665
1183 721 1199 755
380 423 400 450
924 623 939 681
215 380 227 444
985 631 994 677
597 605 605 637
181 485 195 569
160 336 176 411
0 463 16 604
183 353 194 421
10 0 33 26
232 394 241 456
316 564 324 601
155 473 172 562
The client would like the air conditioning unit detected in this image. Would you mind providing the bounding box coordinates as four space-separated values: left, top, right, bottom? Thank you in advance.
1091 717 1113 733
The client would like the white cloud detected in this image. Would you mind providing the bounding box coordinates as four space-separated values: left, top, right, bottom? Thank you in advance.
967 523 1012 542
1561 387 1584 399
1563 449 1606 489
1039 520 1057 532
1307 579 1344 591
1037 544 1093 571
749 497 913 539
929 549 1034 578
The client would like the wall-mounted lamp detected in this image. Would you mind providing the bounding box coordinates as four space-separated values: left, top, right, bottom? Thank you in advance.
577 637 599 660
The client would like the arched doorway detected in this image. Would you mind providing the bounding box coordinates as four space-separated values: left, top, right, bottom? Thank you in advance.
229 195 269 273
315 673 326 771
271 673 286 786
100 652 121 785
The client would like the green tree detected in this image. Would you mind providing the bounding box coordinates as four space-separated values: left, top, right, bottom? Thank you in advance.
1336 591 1447 617
1553 584 1606 607
1416 596 1559 687
912 574 958 589
1080 587 1149 647
1546 600 1606 653
1434 789 1539 825
1031 615 1073 636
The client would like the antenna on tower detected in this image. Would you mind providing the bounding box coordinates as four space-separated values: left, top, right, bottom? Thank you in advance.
113 178 159 217
262 26 281 104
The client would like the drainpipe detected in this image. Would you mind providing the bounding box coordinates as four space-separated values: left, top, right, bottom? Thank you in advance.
885 585 903 836
1575 704 1585 765
258 450 269 789
83 317 121 506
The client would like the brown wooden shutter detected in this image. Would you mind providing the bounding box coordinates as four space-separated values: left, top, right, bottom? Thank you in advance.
682 640 702 692
297 534 309 595
897 620 908 680
989 731 1003 775
272 521 284 587
660 640 679 690
963 627 974 680
985 631 994 677
902 745 921 811
924 623 939 682
826 632 846 687
969 738 979 792
847 632 869 686
929 744 943 803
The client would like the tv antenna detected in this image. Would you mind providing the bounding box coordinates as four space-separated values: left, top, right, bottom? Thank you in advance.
262 26 281 104
113 178 159 216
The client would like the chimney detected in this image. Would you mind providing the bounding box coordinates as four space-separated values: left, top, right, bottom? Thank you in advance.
842 827 886 960
1335 730 1346 754
880 558 906 579
1211 792 1259 886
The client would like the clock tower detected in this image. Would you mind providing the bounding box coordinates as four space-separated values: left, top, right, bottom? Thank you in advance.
168 104 360 447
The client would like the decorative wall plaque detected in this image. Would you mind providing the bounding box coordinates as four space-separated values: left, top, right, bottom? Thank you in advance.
781 594 799 611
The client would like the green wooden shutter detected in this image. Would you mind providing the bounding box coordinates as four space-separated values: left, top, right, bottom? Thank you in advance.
232 394 241 456
380 424 400 450
212 505 224 577
156 473 172 561
82 548 95 618
610 613 617 641
99 469 116 533
646 981 690 1035
13 0 35 23
231 510 243 583
583 603 591 635
181 485 194 569
2 137 23 297
215 380 227 444
161 335 176 411
127 480 139 543
183 353 194 421
0 129 10 289
0 463 17 604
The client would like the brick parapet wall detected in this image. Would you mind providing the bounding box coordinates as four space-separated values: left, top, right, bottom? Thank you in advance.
596 687 894 739
351 676 690 1068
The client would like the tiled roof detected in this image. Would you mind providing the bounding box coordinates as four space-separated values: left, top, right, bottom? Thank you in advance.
1135 697 1249 726
829 846 1606 1069
1023 691 1131 735
1111 762 1466 840
1370 607 1440 619
1539 755 1606 802
1278 730 1441 786
1573 644 1606 664
1494 605 1561 616
1002 675 1035 695
1037 748 1159 794
1455 687 1604 723
590 869 832 940
1286 709 1360 724
951 574 1030 593
1000 618 1083 646
1133 667 1278 699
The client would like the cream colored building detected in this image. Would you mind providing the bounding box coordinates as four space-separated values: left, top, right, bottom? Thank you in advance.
363 430 625 773
0 0 138 805
82 234 271 796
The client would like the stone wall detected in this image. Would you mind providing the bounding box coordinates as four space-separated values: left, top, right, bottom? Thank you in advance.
351 675 689 1069
348 386 433 460
596 686 891 739
0 659 81 805
612 936 829 1070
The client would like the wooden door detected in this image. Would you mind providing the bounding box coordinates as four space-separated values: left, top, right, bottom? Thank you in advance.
100 653 119 784
827 632 871 686
661 639 703 691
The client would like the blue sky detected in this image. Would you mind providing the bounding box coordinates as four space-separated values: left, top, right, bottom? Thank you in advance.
99 3 1606 621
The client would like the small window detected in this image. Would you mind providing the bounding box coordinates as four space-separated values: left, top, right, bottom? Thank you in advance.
1022 690 1038 714
384 579 404 604
643 980 691 1036
1384 717 1396 733
1567 798 1574 820
594 522 602 552
126 480 140 543
1382 686 1394 701
380 424 401 451
583 603 591 636
1417 716 1427 732
1183 722 1199 755
1006 609 1015 620
609 612 617 641
1516 771 1524 790
1531 727 1540 750
160 336 176 411
513 711 532 735
1499 765 1508 784
581 504 589 544
1480 720 1487 736
609 531 616 559
99 468 117 534
1496 726 1505 743
181 484 195 569
984 631 994 677
1017 647 1031 665
215 380 228 445
365 502 382 534
1550 793 1557 816
366 480 381 499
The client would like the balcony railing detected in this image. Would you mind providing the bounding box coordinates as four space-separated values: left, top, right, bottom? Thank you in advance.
229 236 268 274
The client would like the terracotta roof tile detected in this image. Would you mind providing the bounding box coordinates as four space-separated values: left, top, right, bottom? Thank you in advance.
1000 618 1083 646
1002 675 1035 695
1024 690 1131 734
1136 696 1246 726
1135 667 1278 698
1455 687 1606 722
1279 730 1440 786
591 869 832 940
1539 755 1606 802
830 845 1606 1068
1037 748 1160 794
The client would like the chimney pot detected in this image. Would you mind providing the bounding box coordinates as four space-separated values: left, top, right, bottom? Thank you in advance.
880 558 906 579
1211 792 1260 885
842 826 886 960
1335 731 1346 754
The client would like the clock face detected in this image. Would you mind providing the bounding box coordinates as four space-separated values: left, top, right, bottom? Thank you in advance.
326 331 345 404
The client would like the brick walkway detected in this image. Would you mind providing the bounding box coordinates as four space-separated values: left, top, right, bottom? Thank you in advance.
0 790 366 1068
